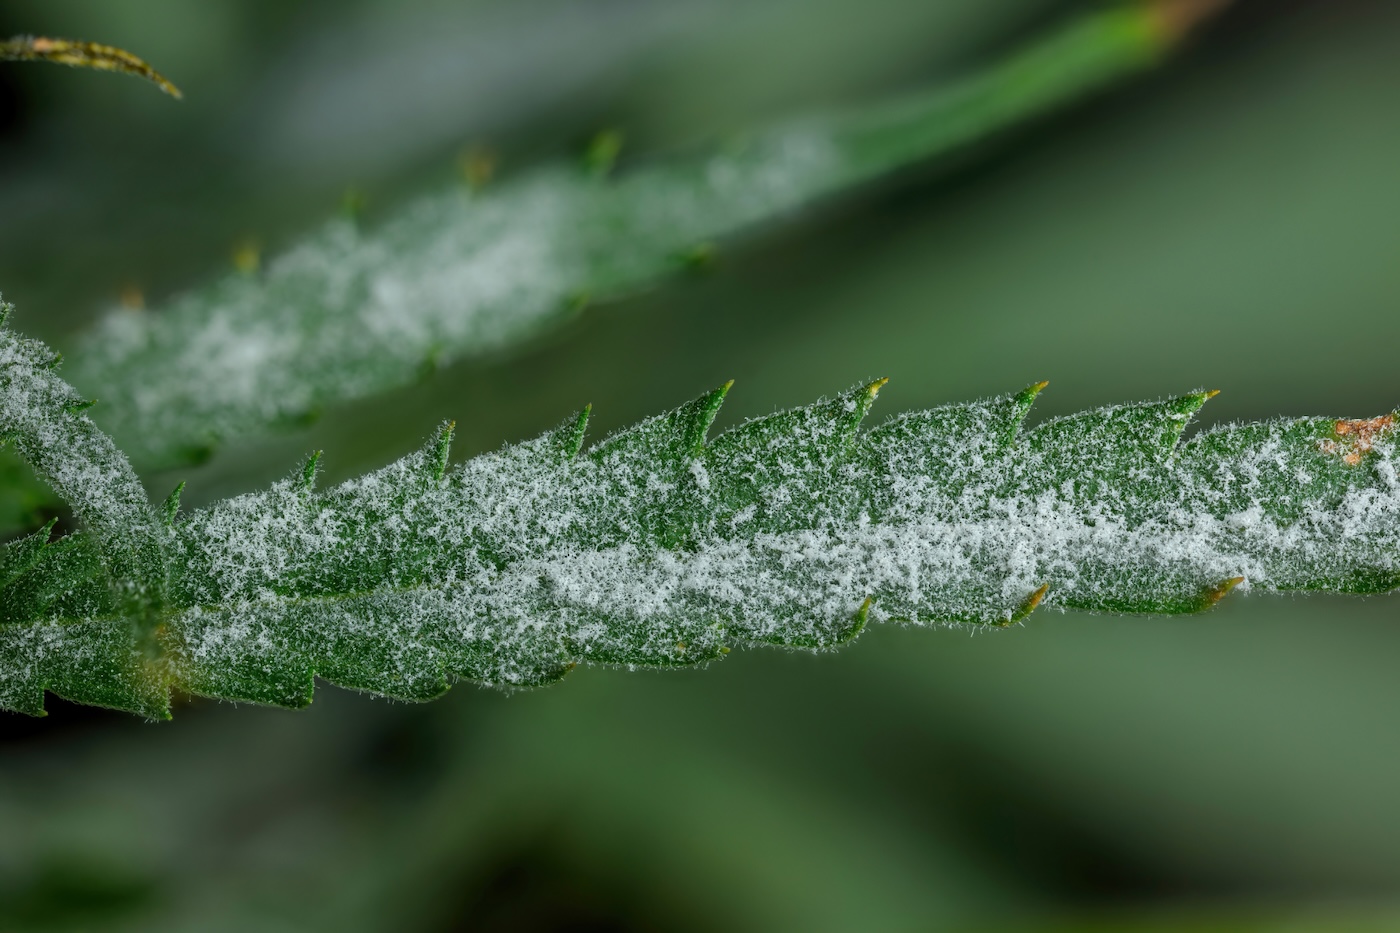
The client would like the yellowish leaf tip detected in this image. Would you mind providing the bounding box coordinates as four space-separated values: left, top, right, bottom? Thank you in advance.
585 129 624 176
458 146 497 190
232 240 261 275
1000 583 1049 626
1205 576 1245 607
1017 381 1049 405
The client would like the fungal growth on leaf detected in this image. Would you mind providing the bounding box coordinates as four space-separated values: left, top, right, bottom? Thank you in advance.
1 301 1397 719
61 2 1216 469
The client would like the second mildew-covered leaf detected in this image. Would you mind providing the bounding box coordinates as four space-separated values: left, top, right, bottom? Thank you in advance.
66 1 1220 468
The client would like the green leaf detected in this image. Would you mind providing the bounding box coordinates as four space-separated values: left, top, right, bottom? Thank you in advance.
0 303 170 717
65 2 1203 470
2 304 1398 718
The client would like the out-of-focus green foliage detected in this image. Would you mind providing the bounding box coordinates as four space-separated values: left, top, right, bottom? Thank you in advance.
4 0 1400 929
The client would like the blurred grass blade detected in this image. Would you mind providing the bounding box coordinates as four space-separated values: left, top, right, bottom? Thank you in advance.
0 35 182 98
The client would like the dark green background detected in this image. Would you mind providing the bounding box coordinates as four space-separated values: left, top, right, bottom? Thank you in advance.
3 1 1400 929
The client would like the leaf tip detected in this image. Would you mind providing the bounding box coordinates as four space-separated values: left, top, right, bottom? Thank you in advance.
301 450 322 492
1003 583 1050 625
559 406 591 461
1017 380 1049 406
458 145 497 190
161 481 185 526
1204 576 1246 608
584 129 624 176
676 241 716 271
565 290 591 313
843 596 875 642
232 239 260 276
429 421 456 480
340 187 366 221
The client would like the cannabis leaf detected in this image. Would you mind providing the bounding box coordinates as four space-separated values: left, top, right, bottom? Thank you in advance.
1 300 1396 719
0 35 181 98
65 1 1217 470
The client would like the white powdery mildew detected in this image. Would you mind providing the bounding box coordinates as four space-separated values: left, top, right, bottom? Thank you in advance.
0 308 166 607
60 2 1171 474
8 311 1398 711
151 387 1400 704
0 612 160 716
71 127 845 467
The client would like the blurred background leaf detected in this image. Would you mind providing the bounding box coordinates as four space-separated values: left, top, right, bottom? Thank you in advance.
5 0 1400 930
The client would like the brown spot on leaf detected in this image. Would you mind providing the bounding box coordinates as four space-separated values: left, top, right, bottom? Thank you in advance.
1320 415 1395 466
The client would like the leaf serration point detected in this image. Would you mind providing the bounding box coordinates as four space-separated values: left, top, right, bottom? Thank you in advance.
431 421 455 481
1016 381 1049 408
1003 583 1051 625
161 482 185 526
1204 576 1246 608
301 451 323 492
584 129 624 177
